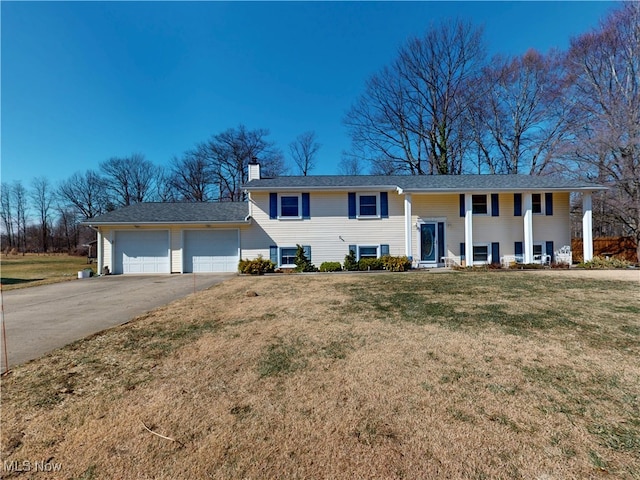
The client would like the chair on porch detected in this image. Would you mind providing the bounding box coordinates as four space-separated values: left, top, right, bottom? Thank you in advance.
554 245 572 265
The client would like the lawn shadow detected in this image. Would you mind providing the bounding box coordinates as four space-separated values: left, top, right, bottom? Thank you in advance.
0 277 44 286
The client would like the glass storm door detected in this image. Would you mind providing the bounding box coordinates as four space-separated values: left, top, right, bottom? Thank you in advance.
420 223 437 262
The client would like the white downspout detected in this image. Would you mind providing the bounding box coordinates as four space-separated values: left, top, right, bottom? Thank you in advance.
97 229 103 275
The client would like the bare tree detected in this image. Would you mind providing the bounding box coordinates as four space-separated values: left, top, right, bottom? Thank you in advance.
289 131 320 176
168 151 214 202
563 2 640 260
205 125 286 201
345 19 486 175
338 150 364 176
100 153 157 206
58 170 109 220
31 177 53 252
13 182 28 253
0 183 15 249
469 49 569 174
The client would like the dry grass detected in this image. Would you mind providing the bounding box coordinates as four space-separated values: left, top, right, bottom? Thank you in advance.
0 254 92 290
1 271 639 479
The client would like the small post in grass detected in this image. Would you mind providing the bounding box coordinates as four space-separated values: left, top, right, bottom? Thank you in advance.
1 283 9 375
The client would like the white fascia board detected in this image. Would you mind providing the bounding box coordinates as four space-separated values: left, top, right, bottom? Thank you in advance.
82 219 252 227
244 185 400 192
400 186 607 194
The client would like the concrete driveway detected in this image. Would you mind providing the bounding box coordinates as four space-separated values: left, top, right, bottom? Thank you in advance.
1 273 234 370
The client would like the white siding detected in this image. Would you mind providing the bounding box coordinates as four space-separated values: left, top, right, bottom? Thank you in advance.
170 227 183 273
246 191 405 266
411 194 463 259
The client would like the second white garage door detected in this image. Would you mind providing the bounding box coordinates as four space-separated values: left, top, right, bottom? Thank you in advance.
183 230 239 273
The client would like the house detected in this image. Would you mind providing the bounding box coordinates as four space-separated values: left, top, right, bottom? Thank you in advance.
83 161 605 274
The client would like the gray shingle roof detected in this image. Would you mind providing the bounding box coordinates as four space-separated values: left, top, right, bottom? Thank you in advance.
244 174 606 192
83 202 250 225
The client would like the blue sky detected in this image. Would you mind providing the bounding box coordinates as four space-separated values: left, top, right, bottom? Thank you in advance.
1 1 615 187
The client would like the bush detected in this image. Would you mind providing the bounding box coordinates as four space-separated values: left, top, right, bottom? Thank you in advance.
319 261 342 272
382 255 412 272
343 249 358 271
294 245 317 272
238 256 275 275
358 257 384 271
576 256 631 269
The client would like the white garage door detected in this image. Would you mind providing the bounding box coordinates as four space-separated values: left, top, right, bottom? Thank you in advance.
183 230 239 273
114 230 170 274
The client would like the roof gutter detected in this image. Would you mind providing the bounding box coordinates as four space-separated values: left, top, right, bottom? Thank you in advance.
81 218 253 227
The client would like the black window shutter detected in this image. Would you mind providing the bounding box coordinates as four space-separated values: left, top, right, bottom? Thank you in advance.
491 193 499 217
380 244 390 256
491 242 500 265
269 246 278 264
380 192 389 218
545 192 553 216
514 193 522 216
437 222 445 261
269 193 278 219
459 194 465 217
460 242 465 260
348 192 356 219
348 244 356 256
303 245 311 260
545 241 554 261
302 193 310 219
515 242 523 256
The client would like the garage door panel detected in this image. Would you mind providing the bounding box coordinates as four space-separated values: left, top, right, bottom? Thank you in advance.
115 231 170 274
184 230 239 273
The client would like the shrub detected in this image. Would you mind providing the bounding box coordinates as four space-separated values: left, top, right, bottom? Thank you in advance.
382 255 412 272
576 256 631 269
319 261 342 272
343 249 358 271
294 245 317 272
238 256 275 275
358 257 384 271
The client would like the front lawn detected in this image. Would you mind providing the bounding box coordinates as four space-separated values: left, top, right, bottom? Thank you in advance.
0 254 93 290
1 271 638 479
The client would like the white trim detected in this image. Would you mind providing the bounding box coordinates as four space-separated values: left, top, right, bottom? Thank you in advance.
471 194 489 216
355 192 381 219
278 246 298 268
277 193 303 220
583 193 594 262
416 217 446 265
97 230 103 275
464 194 474 265
357 245 379 260
523 193 534 264
472 243 492 265
404 194 412 258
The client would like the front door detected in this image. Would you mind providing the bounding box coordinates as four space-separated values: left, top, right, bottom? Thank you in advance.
420 222 437 262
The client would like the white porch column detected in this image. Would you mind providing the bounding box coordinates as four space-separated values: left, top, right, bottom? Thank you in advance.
523 192 534 264
404 194 413 259
97 230 103 275
464 194 474 266
583 193 594 262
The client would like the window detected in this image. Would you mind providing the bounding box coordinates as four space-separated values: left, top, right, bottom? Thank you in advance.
532 194 542 214
280 247 297 266
280 195 300 218
473 244 490 264
359 194 378 217
472 195 488 215
358 246 378 259
533 243 543 257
